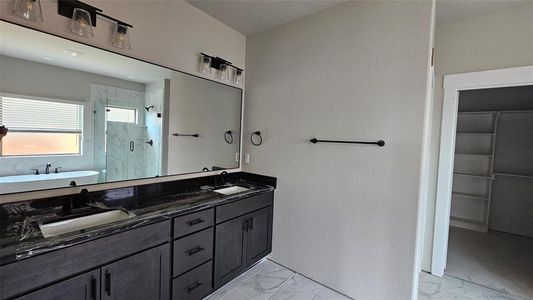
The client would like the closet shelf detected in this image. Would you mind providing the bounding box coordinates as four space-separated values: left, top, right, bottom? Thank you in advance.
458 111 497 115
493 173 533 179
453 172 492 179
456 132 494 135
455 153 492 157
452 192 489 200
450 216 486 226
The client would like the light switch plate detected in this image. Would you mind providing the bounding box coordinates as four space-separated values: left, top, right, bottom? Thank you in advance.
244 154 250 164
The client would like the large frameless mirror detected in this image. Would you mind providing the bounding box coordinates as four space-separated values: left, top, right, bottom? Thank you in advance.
0 21 242 195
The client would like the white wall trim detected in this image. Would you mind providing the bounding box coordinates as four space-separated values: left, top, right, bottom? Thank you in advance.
431 65 533 276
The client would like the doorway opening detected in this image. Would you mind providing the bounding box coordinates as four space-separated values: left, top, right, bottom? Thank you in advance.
431 68 533 299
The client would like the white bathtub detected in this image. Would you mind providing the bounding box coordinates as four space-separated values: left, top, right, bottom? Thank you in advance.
0 171 100 194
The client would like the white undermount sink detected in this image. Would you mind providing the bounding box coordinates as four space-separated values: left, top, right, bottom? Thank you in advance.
39 210 132 238
213 185 250 195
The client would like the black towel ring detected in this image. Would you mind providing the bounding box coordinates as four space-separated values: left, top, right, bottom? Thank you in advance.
250 131 262 146
224 130 234 144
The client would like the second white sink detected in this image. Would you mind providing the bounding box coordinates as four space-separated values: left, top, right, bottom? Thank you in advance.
213 185 250 195
39 210 132 238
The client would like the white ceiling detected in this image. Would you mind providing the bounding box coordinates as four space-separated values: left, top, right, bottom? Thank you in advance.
435 0 529 25
186 0 347 36
0 22 171 84
187 0 532 36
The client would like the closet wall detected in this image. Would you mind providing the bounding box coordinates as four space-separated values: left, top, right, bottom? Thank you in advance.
451 85 533 237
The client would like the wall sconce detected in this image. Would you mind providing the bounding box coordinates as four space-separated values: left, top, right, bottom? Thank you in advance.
200 53 244 85
199 54 212 75
58 0 133 49
12 0 43 22
70 8 93 37
112 23 131 49
232 67 244 85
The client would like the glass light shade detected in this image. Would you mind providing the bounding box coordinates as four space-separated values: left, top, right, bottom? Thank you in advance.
199 55 212 74
70 8 93 38
12 0 43 22
112 23 131 49
233 69 243 85
218 64 229 80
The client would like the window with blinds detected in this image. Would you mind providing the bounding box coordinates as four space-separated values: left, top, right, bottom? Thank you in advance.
0 95 84 156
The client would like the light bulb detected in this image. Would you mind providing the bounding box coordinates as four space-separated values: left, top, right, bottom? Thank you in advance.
12 0 43 22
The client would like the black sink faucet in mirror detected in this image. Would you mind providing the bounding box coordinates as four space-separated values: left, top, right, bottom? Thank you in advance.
45 163 52 174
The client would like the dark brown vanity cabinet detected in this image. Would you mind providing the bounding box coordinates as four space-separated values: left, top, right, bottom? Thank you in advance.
17 269 100 300
16 244 170 300
2 190 274 300
101 244 170 300
214 192 273 288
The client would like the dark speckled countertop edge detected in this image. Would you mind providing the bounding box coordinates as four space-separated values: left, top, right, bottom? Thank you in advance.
0 176 275 266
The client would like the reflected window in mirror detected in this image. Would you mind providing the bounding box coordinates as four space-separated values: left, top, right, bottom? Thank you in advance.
106 106 137 124
0 95 83 156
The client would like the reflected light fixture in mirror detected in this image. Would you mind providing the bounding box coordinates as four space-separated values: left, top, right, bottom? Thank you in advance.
12 0 43 22
112 23 131 49
70 8 94 38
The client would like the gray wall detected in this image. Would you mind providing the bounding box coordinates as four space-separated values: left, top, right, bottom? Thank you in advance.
243 1 433 299
423 3 533 271
0 55 144 177
490 111 533 237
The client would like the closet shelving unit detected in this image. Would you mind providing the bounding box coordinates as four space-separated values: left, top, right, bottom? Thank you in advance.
450 111 498 232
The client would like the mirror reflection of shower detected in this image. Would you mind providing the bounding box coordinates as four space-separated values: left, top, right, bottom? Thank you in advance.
93 83 164 183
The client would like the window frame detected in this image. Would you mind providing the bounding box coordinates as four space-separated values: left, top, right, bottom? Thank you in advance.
0 93 85 158
105 105 138 124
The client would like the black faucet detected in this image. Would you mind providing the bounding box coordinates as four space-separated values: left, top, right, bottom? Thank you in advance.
215 171 228 187
45 163 52 174
61 189 91 215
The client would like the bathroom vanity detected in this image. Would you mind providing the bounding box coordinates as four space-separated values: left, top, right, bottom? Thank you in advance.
0 172 276 300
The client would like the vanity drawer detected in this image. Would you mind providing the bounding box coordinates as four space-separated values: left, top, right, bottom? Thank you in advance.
216 191 273 223
172 261 213 300
173 228 213 276
173 208 214 238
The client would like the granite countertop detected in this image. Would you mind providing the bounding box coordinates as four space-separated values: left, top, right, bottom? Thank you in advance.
0 173 275 266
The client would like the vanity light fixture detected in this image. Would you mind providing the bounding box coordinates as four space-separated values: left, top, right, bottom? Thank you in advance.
199 53 244 85
112 23 131 49
58 0 133 48
70 7 93 37
12 0 43 22
218 64 229 80
199 54 212 74
232 67 244 85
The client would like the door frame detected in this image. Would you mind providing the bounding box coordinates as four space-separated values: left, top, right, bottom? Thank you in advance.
431 65 533 276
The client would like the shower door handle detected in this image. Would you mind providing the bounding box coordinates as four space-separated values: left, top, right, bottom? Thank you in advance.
129 141 135 152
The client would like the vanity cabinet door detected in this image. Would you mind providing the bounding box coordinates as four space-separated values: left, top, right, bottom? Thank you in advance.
101 244 170 300
245 206 273 267
17 269 100 300
213 215 248 288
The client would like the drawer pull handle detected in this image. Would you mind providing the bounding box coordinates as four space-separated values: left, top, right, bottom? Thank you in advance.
186 246 204 256
104 270 111 296
90 276 97 299
186 218 205 226
186 281 202 293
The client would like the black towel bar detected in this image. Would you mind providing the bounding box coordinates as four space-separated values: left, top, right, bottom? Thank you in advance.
172 133 199 137
310 138 385 147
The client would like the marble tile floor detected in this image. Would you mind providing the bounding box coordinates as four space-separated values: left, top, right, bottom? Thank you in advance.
446 227 533 299
418 272 528 300
206 258 530 300
204 259 352 300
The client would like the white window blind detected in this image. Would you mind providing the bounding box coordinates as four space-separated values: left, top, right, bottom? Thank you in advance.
0 96 83 133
